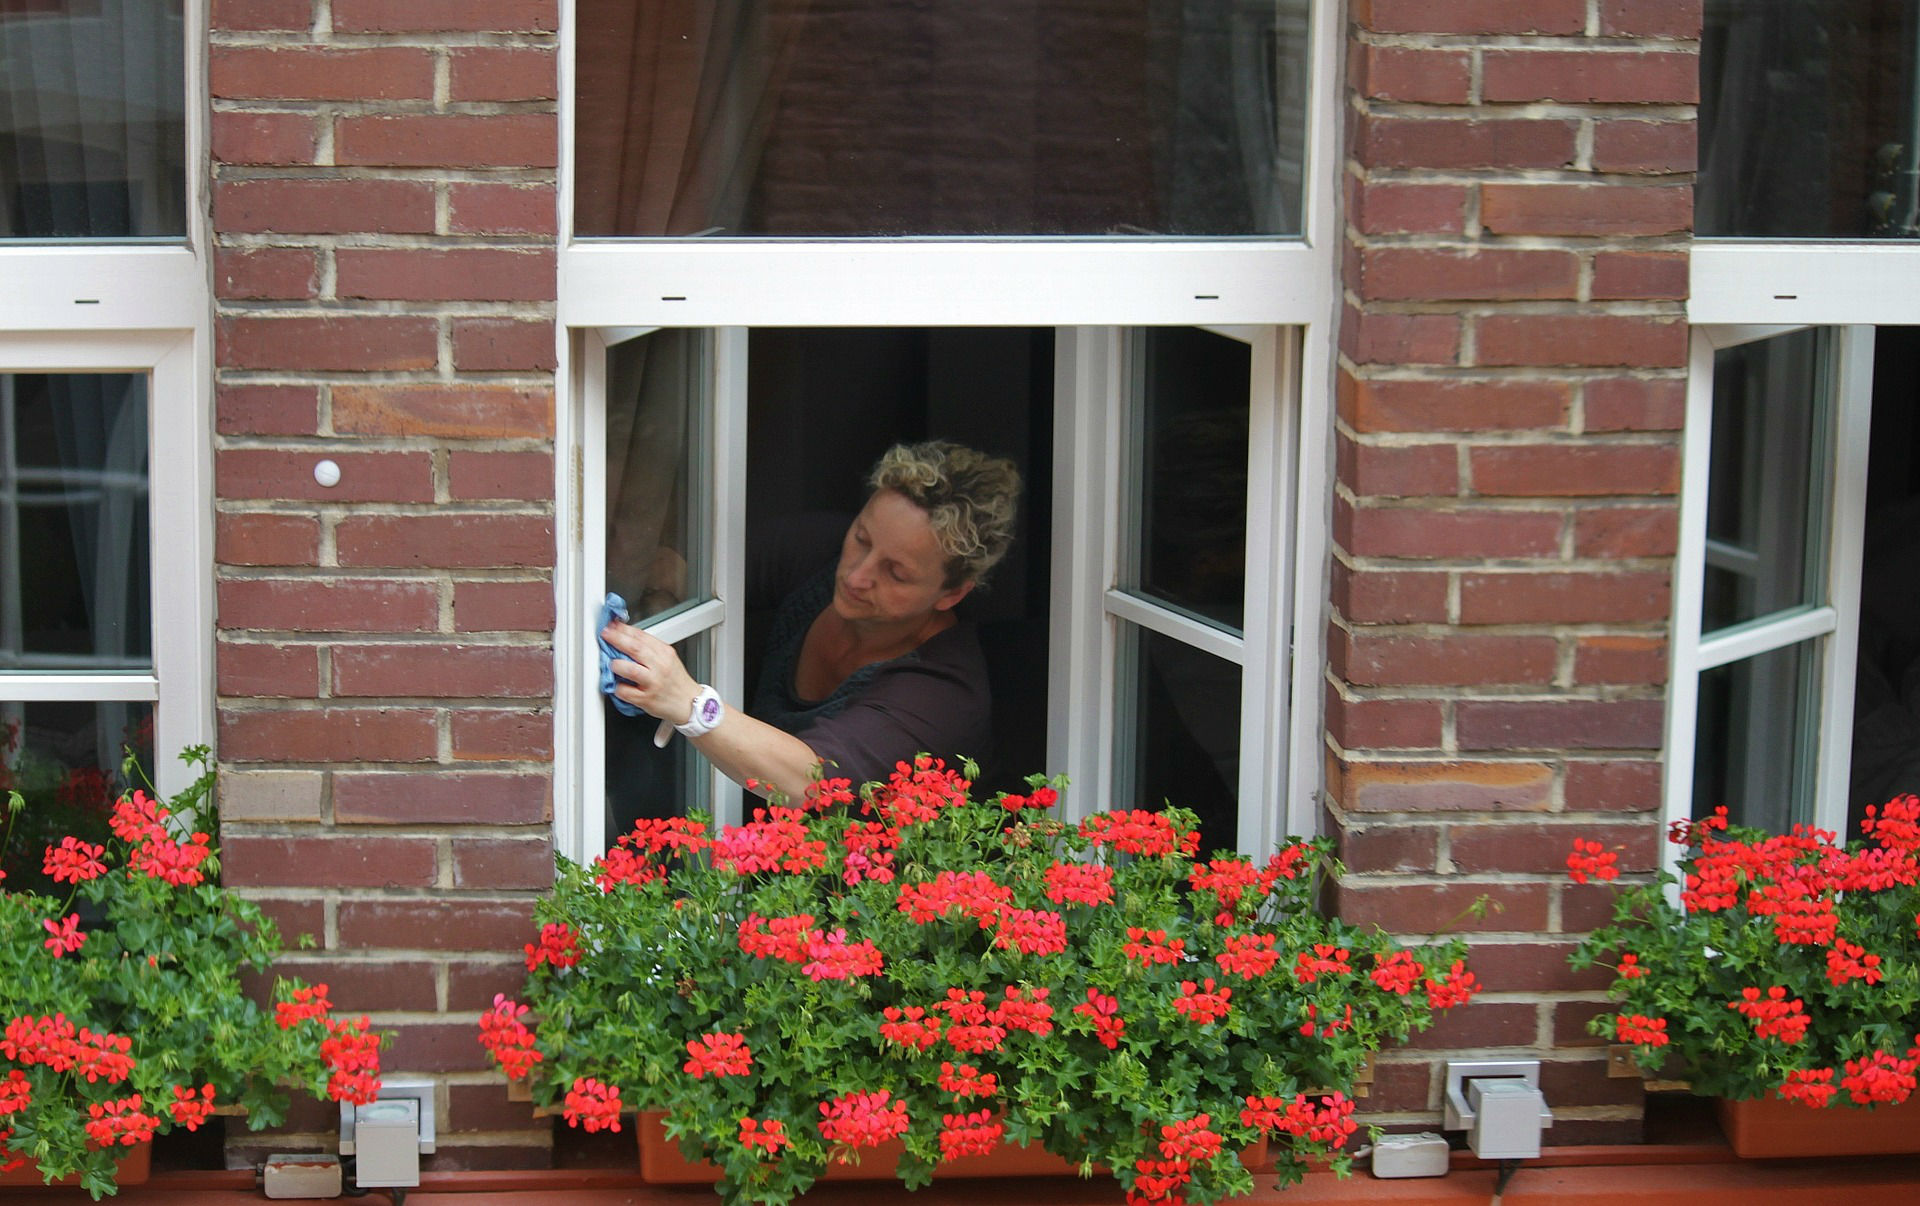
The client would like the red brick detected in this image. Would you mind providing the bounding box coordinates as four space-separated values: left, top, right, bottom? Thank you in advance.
1337 436 1457 497
218 641 320 697
332 0 557 33
1585 378 1686 432
1331 760 1555 813
1592 251 1689 301
1330 562 1449 624
1573 506 1679 556
1336 824 1439 873
245 898 326 948
1592 120 1697 174
217 385 319 436
333 385 553 439
1481 50 1698 104
216 513 320 566
1357 117 1578 171
386 1022 496 1073
1458 571 1671 624
1326 692 1444 750
1600 0 1703 38
449 47 556 101
451 319 557 372
211 112 316 164
448 184 557 235
447 960 527 1011
332 773 551 825
1352 45 1470 104
1471 444 1680 496
1402 1001 1541 1050
1456 700 1666 751
215 247 318 300
1364 1059 1437 1114
1481 184 1693 238
247 959 439 1012
218 578 440 633
1553 999 1617 1048
214 179 435 235
446 1084 539 1133
1540 1059 1646 1109
223 835 437 888
211 46 433 101
1564 760 1662 812
218 707 438 762
1340 307 1461 365
1575 635 1668 685
1357 0 1584 34
1331 880 1550 934
332 644 552 698
335 514 554 570
453 581 556 632
1335 631 1557 688
336 115 557 169
1564 881 1630 932
1359 247 1578 302
336 248 557 303
1348 181 1469 236
1341 376 1569 433
452 837 554 889
1336 499 1563 559
452 709 553 761
1464 940 1612 994
211 0 312 31
218 449 434 503
1448 821 1658 875
335 897 535 950
217 315 438 372
449 452 555 501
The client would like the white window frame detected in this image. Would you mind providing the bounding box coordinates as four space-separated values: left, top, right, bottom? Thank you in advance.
553 0 1343 861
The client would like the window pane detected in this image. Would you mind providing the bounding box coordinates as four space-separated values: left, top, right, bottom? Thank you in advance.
0 699 152 896
606 329 709 625
575 0 1311 237
1699 0 1920 239
1 373 150 672
1121 327 1250 633
605 633 711 838
1693 641 1820 832
0 0 187 239
1117 623 1238 855
1702 331 1829 634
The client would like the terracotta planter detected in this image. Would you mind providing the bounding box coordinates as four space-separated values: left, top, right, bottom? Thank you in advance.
637 1110 1268 1185
0 1139 152 1191
1716 1094 1920 1158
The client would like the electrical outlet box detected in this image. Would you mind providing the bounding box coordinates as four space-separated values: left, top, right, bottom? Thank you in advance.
1371 1131 1449 1178
350 1098 420 1189
263 1153 342 1199
339 1077 436 1155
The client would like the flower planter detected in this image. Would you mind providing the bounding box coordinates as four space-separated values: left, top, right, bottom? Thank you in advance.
0 1140 152 1191
636 1111 1268 1185
1715 1095 1920 1159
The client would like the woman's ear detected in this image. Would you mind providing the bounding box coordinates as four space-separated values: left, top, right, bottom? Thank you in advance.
934 579 976 612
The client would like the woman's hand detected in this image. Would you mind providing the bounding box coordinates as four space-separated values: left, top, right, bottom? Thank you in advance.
600 620 700 725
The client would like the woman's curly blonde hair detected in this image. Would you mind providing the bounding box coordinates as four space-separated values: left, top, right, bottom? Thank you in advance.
868 441 1021 587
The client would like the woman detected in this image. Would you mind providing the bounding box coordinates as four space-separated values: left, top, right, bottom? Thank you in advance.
602 441 1020 800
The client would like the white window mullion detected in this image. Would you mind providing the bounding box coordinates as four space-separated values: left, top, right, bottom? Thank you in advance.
560 329 610 860
709 327 749 829
1815 325 1876 832
1239 326 1296 855
1663 331 1719 854
1695 607 1839 671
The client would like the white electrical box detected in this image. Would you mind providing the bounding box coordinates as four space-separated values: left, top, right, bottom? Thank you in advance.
350 1098 421 1189
1371 1131 1450 1178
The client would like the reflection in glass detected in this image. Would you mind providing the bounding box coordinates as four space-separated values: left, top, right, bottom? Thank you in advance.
1702 331 1829 633
0 699 153 895
1699 0 1920 238
1124 328 1250 632
1118 624 1239 857
1 374 150 671
575 0 1311 237
606 330 708 624
0 0 187 239
606 634 711 839
1693 641 1819 833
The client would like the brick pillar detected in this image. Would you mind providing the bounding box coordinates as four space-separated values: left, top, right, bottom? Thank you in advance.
210 0 559 1168
1330 0 1698 1141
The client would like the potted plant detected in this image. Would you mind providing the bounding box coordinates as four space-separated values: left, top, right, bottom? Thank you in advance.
1 747 387 1198
1568 797 1920 1157
481 757 1479 1205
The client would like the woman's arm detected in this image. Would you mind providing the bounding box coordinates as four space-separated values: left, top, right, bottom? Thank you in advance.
600 620 822 801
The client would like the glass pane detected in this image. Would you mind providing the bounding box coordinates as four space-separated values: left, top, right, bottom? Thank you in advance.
1122 327 1250 633
1 373 151 672
1699 0 1920 239
605 633 711 841
0 0 187 239
574 0 1311 237
1693 641 1820 833
1702 331 1829 634
0 699 153 896
606 329 709 625
1117 622 1239 856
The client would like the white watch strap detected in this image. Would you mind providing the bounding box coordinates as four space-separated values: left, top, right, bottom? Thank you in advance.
675 684 725 739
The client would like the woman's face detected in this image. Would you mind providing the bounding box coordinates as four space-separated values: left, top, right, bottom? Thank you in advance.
833 489 974 627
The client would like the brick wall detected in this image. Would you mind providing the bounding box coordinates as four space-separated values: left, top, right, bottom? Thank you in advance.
1331 0 1699 1142
210 0 559 1168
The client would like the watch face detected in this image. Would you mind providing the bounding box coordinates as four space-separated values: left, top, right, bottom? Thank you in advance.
699 697 722 725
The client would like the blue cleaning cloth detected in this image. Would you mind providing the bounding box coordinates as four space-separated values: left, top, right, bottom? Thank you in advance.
598 592 644 717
